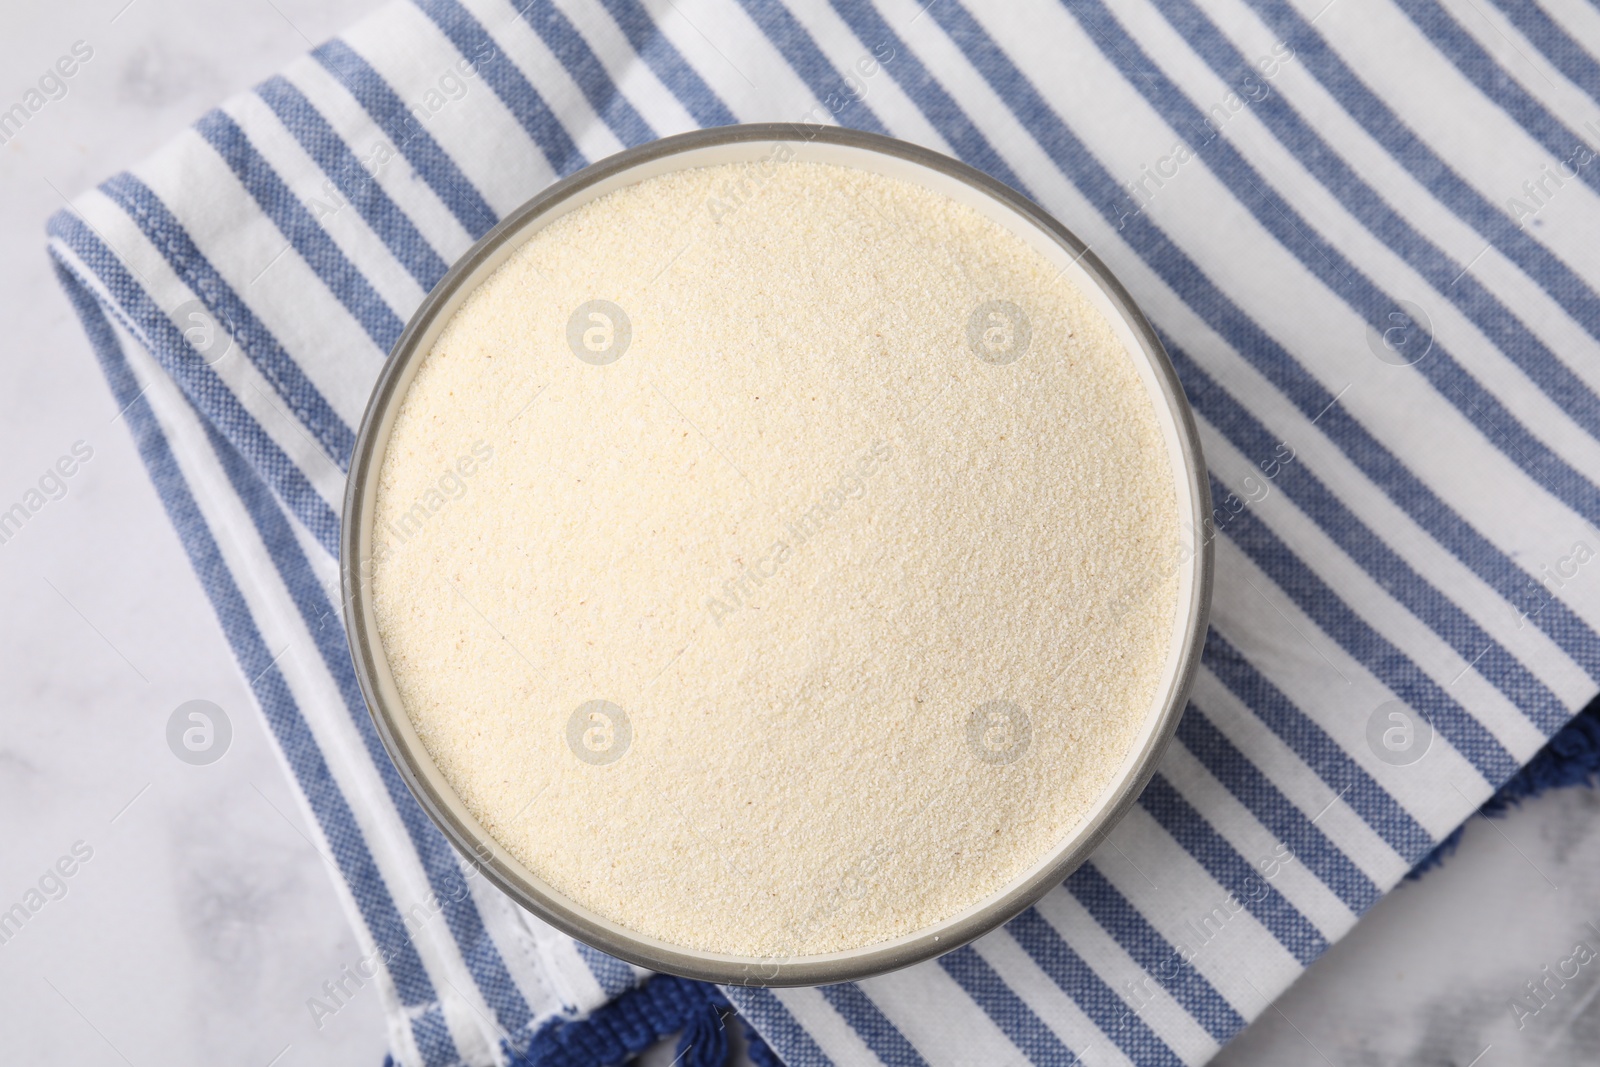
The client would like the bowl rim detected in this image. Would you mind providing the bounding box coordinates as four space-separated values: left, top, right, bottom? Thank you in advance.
341 122 1214 987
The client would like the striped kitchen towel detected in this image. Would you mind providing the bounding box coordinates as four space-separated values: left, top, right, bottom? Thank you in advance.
47 0 1600 1064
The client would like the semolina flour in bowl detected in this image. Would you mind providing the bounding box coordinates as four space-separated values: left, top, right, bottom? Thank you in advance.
369 157 1181 958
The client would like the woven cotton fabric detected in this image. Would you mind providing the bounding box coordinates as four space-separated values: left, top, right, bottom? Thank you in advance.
47 0 1600 1064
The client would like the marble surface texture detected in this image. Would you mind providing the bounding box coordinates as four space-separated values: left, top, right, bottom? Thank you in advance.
2 2 1596 1065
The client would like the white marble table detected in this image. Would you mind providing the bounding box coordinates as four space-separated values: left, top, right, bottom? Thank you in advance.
2 2 1594 1064
1 3 389 1063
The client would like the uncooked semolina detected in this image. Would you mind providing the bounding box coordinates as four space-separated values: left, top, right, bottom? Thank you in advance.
370 157 1180 957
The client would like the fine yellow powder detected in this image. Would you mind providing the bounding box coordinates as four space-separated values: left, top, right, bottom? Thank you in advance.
371 157 1180 958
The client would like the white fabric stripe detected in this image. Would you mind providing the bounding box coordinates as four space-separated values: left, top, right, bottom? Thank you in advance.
1187 670 1412 885
875 0 1078 190
459 870 566 1022
342 2 560 214
1201 416 1578 748
1139 259 1600 658
545 934 614 1006
468 0 629 163
1295 0 1600 280
69 188 352 512
1093 808 1303 1023
975 930 1137 1067
1545 0 1600 54
1207 541 1500 823
772 987 891 1066
1192 0 1600 398
854 963 1027 1064
970 1 1600 569
1160 742 1356 938
547 0 705 135
280 52 481 264
1032 879 1221 1063
221 90 431 324
1103 0 1600 473
1440 0 1600 123
125 129 385 430
622 0 766 123
776 0 954 152
675 0 832 115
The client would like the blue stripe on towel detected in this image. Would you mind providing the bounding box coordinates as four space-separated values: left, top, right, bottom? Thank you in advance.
1140 774 1329 966
733 0 892 137
411 0 587 176
1127 0 1600 445
822 0 1029 194
49 211 344 556
256 75 453 291
1067 1 1600 524
723 986 837 1067
1167 337 1590 719
940 945 1086 1065
1212 469 1521 782
1005 908 1185 1067
509 0 656 147
818 983 930 1067
1065 862 1246 1043
1487 0 1600 110
593 0 739 128
1239 0 1600 349
1393 0 1600 203
576 941 637 998
312 39 499 239
1202 628 1436 862
195 109 406 353
1177 709 1381 914
98 172 357 468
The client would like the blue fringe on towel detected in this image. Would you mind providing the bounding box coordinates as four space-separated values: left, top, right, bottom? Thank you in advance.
1409 688 1600 877
512 973 772 1067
